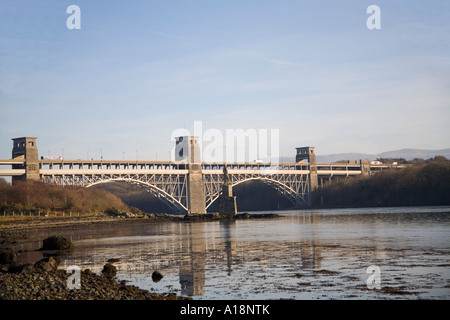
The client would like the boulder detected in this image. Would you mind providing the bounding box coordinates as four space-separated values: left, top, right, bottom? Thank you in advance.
152 270 163 282
101 263 117 278
34 256 60 272
0 247 17 265
40 236 74 251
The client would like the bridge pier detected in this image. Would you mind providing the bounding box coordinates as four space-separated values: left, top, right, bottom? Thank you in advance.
218 165 237 218
187 164 207 214
296 146 318 205
11 137 39 184
360 159 370 175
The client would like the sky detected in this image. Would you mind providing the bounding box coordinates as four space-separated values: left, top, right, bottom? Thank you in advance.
0 0 449 162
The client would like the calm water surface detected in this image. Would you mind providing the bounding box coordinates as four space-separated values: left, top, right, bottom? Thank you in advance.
15 206 450 299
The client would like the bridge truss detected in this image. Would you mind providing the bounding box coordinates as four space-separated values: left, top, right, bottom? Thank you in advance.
203 172 310 209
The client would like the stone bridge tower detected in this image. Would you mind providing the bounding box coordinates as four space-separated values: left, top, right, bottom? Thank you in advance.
12 137 39 184
176 136 206 214
296 146 318 204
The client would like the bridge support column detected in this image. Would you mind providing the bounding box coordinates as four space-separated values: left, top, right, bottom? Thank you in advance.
360 159 370 176
218 166 237 218
11 137 39 184
296 146 318 206
187 164 206 215
308 166 318 206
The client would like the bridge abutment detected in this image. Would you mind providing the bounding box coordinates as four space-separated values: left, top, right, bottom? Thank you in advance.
11 137 39 184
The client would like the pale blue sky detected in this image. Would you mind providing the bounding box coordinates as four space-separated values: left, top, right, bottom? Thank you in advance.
1 0 449 161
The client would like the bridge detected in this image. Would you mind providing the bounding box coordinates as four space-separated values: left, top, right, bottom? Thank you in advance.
0 136 393 214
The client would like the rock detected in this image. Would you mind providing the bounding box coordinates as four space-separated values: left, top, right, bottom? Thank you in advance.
34 257 60 273
101 263 117 278
152 270 163 282
235 213 251 219
107 258 120 263
0 247 17 265
40 236 74 251
83 269 93 276
0 266 189 300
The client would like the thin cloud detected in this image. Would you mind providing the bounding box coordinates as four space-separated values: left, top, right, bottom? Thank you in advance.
265 59 302 67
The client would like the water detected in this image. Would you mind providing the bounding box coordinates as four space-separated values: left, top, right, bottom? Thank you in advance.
14 206 450 299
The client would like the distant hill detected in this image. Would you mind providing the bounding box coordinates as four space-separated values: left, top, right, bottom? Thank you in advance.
279 148 450 164
378 148 450 160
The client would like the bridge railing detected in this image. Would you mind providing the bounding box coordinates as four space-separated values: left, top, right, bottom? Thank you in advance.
201 162 310 171
39 160 188 171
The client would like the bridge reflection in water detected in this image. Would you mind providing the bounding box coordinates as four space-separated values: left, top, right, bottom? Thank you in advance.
51 214 327 297
14 208 447 299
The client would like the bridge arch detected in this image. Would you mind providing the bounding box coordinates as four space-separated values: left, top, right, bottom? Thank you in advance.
86 178 188 213
205 176 308 210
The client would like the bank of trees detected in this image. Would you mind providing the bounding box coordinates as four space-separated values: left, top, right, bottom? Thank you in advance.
312 158 450 208
0 179 129 215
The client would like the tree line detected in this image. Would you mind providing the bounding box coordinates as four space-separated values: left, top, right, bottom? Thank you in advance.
312 157 450 208
0 179 129 215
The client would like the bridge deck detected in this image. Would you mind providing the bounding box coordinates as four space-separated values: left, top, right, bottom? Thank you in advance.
0 169 26 176
0 158 397 178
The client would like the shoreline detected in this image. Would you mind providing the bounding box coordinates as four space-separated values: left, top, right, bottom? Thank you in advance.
0 212 281 242
0 215 177 243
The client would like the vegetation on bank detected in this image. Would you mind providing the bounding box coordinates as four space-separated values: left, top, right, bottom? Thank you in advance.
0 179 131 216
312 158 450 208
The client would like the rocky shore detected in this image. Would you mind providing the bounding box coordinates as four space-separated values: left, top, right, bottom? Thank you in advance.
0 238 188 300
0 265 185 300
